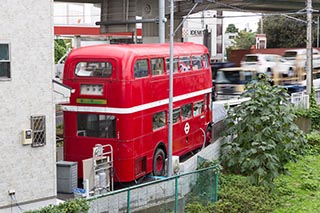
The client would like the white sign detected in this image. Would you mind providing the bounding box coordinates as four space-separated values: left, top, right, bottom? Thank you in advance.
184 122 190 134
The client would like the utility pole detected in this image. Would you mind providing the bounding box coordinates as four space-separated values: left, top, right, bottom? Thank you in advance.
168 0 174 178
306 0 313 95
159 0 166 43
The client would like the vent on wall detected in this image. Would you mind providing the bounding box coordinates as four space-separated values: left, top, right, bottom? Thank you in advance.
31 115 46 147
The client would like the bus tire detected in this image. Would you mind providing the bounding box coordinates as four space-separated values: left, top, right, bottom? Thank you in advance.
153 148 166 176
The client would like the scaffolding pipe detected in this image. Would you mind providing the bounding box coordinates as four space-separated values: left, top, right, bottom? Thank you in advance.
96 19 158 26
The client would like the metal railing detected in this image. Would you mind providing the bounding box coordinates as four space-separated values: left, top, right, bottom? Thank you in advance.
290 92 310 109
87 164 219 213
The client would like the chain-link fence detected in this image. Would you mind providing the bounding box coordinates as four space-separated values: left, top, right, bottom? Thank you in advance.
87 164 219 213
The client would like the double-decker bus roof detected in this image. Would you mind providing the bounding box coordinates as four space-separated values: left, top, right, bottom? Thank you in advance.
67 42 209 60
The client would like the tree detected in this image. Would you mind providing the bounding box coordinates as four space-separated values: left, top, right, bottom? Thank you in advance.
257 15 318 48
54 39 69 64
220 74 307 189
232 29 256 49
225 24 239 33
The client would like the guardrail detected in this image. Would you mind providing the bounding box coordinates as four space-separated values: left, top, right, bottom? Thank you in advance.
87 164 220 213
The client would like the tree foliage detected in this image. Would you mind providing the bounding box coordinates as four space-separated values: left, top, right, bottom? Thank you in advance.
232 29 256 49
220 74 307 189
225 24 239 33
257 15 318 48
54 39 69 64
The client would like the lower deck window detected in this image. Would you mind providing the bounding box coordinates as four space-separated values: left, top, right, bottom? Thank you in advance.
153 111 166 130
77 114 116 138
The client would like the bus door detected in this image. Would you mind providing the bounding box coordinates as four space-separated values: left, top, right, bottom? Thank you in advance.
178 102 205 154
172 107 189 156
190 101 207 148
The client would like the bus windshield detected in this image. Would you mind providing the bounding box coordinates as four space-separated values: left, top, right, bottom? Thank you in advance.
216 69 255 84
216 70 241 84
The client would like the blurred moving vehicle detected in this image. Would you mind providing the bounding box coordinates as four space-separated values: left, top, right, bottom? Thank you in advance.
215 67 257 100
210 61 235 80
210 61 235 101
215 66 307 101
277 48 320 77
240 54 281 76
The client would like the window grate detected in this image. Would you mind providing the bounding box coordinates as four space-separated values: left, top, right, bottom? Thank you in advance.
0 43 11 79
31 115 46 147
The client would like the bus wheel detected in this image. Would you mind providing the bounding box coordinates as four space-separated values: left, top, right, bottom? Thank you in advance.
153 148 165 176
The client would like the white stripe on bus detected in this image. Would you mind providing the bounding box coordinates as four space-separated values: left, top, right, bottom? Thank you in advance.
62 88 212 114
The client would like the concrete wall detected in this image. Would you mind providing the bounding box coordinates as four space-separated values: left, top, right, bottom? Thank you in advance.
0 0 57 212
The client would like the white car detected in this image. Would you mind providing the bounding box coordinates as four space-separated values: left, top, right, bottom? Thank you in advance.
277 48 320 76
240 54 281 76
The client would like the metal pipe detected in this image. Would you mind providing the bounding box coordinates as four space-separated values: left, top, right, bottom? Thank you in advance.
127 189 131 213
159 0 166 43
317 16 319 48
168 0 174 178
306 0 313 95
174 176 178 213
96 19 159 26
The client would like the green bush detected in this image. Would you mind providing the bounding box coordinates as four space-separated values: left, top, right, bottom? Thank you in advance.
25 198 89 213
221 74 307 189
185 174 277 213
306 131 320 154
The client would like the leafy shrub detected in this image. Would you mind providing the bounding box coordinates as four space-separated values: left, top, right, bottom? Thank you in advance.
185 174 277 213
25 198 89 213
306 131 320 154
220 74 307 189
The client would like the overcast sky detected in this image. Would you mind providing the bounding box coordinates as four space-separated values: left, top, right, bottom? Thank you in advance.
223 11 262 32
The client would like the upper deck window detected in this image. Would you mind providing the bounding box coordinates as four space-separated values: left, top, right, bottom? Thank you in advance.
151 58 164 76
0 43 10 79
165 57 178 73
203 55 209 68
75 62 112 77
179 56 191 72
134 59 149 78
192 56 203 70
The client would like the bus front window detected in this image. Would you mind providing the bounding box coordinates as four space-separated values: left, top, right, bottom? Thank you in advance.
216 70 241 84
77 114 116 138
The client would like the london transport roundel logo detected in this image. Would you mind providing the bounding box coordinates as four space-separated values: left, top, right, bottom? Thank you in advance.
184 122 190 134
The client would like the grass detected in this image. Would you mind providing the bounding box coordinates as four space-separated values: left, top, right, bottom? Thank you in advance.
273 155 320 213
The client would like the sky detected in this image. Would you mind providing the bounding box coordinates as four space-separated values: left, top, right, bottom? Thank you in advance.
223 11 262 33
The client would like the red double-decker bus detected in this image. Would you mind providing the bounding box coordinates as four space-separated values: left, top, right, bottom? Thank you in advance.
62 42 213 183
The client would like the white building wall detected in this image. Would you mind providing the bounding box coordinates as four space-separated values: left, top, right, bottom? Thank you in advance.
182 10 217 58
0 1 56 212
